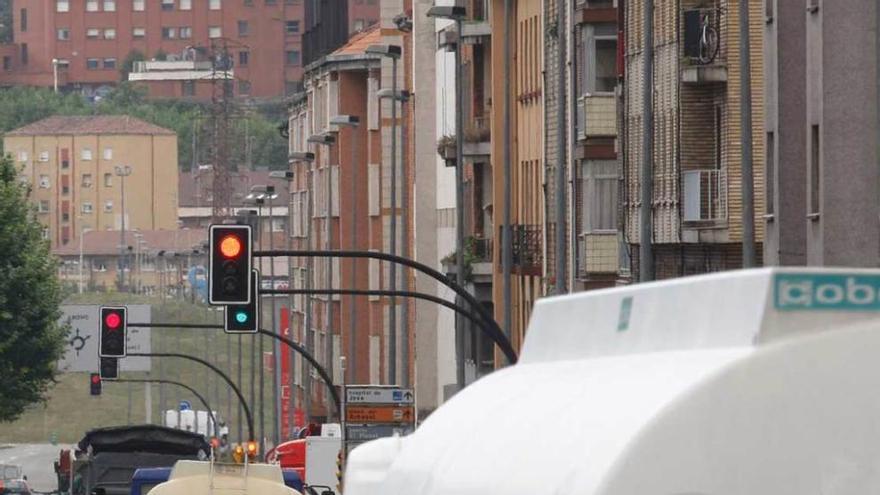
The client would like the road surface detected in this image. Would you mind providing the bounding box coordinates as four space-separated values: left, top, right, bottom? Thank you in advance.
0 443 71 492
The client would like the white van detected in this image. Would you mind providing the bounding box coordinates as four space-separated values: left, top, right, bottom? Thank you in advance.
344 268 880 494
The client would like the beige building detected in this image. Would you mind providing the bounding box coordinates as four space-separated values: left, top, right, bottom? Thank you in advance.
4 115 179 249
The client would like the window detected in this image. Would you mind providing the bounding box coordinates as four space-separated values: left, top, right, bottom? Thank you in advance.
39 200 49 213
179 27 192 38
807 0 818 13
18 151 28 162
39 175 50 188
237 20 249 36
766 131 775 217
161 0 174 10
581 160 618 232
133 27 146 38
20 9 27 32
104 200 113 212
103 148 112 160
104 28 116 39
57 28 70 40
82 148 93 160
103 58 116 69
209 0 221 9
41 227 49 240
209 26 222 38
87 28 100 38
62 211 70 222
133 0 145 11
61 149 69 168
810 124 820 216
3 57 10 71
86 58 100 69
86 0 99 11
20 44 27 65
82 202 93 214
103 0 116 11
239 80 251 95
82 174 93 187
182 80 195 96
286 20 300 34
62 184 70 195
179 0 191 9
353 19 365 32
239 51 249 66
285 50 300 66
765 0 773 22
162 27 177 39
103 173 112 187
266 0 277 4
57 0 70 12
39 151 49 162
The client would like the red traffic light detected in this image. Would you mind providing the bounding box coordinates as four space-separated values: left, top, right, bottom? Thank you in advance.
220 235 243 258
104 312 121 330
91 374 101 384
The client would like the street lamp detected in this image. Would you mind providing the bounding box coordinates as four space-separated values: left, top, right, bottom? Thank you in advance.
329 114 360 384
366 43 403 385
115 165 132 291
427 4 468 390
308 132 337 414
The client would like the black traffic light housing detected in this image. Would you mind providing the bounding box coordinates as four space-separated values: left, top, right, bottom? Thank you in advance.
99 306 127 358
89 373 102 396
224 270 260 333
209 224 253 305
100 357 119 380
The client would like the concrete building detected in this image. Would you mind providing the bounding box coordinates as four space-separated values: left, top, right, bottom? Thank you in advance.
764 0 879 267
4 0 307 99
4 115 179 250
623 0 765 279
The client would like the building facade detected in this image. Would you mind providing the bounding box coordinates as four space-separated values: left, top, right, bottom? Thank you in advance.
4 115 179 250
623 0 765 279
5 0 305 99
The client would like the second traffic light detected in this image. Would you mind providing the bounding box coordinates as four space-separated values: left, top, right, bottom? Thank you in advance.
209 225 253 305
99 306 127 358
89 373 102 396
224 270 260 333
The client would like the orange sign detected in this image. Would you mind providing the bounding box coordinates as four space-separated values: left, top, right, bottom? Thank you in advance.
346 405 415 424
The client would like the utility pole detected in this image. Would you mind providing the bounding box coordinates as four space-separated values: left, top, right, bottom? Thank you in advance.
739 0 756 267
639 0 655 282
555 0 567 294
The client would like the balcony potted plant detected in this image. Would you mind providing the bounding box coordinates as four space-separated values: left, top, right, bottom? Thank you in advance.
436 135 456 162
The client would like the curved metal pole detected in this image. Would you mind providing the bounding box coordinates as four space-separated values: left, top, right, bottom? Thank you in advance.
129 352 254 442
256 328 341 420
261 288 517 364
253 249 517 363
112 378 218 436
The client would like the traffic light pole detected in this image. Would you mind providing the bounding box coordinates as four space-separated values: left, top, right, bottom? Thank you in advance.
127 351 254 443
252 249 517 364
127 323 342 421
261 288 517 364
111 378 218 436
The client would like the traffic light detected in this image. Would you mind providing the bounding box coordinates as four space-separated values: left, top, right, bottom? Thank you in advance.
209 225 253 304
224 270 260 333
100 357 118 380
232 444 244 464
99 306 127 358
246 440 258 460
89 373 102 396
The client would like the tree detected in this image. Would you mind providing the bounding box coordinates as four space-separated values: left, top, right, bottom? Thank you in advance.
0 155 67 422
120 49 146 81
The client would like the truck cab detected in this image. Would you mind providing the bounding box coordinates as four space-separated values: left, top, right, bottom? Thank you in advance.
344 268 880 494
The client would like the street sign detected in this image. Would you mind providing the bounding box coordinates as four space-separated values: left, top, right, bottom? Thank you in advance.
345 386 414 404
57 305 151 372
179 400 192 411
345 424 414 442
346 405 414 424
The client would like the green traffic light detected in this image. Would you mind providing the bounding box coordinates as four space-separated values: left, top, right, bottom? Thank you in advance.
235 311 249 324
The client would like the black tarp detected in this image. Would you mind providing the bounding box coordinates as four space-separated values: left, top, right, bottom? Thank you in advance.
77 425 210 457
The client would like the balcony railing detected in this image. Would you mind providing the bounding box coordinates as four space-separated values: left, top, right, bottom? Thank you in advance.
510 224 542 274
682 168 728 223
577 232 619 276
578 94 617 139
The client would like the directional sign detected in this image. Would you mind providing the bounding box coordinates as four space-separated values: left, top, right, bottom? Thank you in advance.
346 405 414 424
345 386 414 404
179 400 192 411
345 424 414 442
57 305 151 372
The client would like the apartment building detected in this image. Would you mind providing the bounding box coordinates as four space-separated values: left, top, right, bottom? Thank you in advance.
4 115 179 250
764 0 879 267
623 0 765 278
4 0 306 99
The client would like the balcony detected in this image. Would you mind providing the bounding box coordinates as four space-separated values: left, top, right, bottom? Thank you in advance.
682 168 728 225
578 94 617 139
577 232 619 276
680 7 728 84
464 116 491 158
510 224 542 276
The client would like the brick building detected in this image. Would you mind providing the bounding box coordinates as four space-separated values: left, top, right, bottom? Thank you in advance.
4 0 308 99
